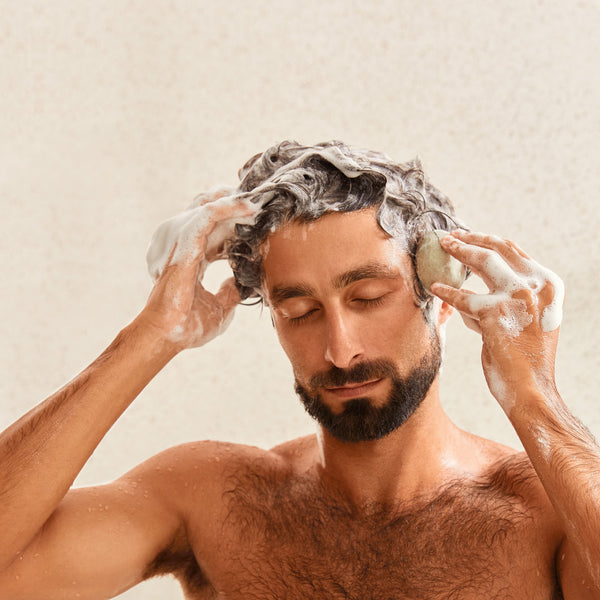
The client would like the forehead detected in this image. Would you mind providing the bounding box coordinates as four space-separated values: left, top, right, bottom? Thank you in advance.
260 209 412 294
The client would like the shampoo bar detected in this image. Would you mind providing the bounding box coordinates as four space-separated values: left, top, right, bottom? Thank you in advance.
415 230 467 292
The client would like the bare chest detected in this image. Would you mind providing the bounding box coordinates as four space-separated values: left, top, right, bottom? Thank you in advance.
184 473 562 600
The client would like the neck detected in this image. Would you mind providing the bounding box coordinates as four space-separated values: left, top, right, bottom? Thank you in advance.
315 387 474 509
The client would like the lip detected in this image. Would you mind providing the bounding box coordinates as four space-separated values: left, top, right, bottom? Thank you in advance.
324 378 383 399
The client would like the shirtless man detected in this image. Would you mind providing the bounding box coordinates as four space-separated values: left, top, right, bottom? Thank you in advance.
0 140 598 599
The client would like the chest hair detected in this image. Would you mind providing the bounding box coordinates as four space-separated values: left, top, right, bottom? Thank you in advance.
217 455 560 600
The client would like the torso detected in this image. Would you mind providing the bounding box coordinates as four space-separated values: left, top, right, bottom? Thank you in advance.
145 437 564 599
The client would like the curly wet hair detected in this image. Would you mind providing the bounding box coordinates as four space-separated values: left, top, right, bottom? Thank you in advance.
226 140 463 309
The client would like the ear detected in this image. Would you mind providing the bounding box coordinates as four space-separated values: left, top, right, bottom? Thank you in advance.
437 300 454 326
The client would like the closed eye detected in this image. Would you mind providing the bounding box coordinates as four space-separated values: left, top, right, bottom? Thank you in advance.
353 295 386 308
288 308 319 326
288 296 387 326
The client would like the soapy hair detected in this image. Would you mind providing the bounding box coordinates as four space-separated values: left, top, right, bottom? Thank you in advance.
227 140 462 309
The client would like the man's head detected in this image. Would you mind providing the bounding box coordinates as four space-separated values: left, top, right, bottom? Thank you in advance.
257 208 451 442
226 141 460 442
227 140 462 315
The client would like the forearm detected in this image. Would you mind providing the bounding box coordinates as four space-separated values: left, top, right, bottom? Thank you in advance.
0 319 177 570
510 385 600 586
432 231 598 590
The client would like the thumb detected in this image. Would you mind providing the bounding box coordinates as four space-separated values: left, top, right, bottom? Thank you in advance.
214 277 242 316
209 278 241 337
459 312 482 334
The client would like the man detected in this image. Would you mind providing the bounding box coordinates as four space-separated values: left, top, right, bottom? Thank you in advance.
0 140 598 599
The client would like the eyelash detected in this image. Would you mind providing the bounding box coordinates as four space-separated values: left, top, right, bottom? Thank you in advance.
288 310 317 326
287 296 387 326
356 296 386 308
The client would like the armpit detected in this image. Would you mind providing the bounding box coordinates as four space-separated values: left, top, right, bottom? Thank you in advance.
143 525 210 595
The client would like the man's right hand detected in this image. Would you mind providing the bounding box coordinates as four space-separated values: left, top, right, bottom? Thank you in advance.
137 193 257 351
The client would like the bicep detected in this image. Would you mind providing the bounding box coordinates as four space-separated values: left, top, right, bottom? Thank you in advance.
0 473 182 600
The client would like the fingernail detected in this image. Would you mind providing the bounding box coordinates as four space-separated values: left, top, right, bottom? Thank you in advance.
440 234 456 246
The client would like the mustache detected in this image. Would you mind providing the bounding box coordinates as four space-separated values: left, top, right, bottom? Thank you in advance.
307 359 399 389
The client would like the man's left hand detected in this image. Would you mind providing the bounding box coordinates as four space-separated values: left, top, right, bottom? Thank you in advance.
430 230 565 414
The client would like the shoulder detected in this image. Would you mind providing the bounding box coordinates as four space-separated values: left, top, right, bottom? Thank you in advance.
124 438 316 589
269 434 319 466
130 439 281 481
475 449 561 534
128 437 314 501
460 433 541 496
479 450 542 497
457 434 558 522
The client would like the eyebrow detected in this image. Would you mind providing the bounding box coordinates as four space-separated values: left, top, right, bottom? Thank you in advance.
269 262 397 307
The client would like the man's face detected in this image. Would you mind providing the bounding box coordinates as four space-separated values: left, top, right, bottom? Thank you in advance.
261 208 444 442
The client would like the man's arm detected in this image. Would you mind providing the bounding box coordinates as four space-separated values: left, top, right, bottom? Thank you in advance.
0 321 178 572
0 194 254 595
433 230 600 598
0 451 184 600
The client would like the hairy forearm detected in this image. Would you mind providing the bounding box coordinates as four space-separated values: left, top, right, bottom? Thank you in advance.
510 386 600 587
0 320 178 570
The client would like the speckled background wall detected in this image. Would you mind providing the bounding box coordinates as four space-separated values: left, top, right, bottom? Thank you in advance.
1 1 599 598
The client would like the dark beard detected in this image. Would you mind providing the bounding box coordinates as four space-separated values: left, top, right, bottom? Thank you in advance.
294 334 442 443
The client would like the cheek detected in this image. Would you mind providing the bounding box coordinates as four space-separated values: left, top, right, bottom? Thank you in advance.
376 308 433 358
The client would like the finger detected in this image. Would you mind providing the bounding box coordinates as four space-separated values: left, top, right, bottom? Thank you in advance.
211 278 241 334
459 312 483 334
214 277 242 313
430 282 480 319
149 195 259 283
451 230 531 264
147 208 215 281
440 234 517 292
171 196 253 264
170 212 214 268
203 195 260 261
207 193 258 223
157 232 210 299
432 282 490 335
431 283 491 335
193 186 236 207
161 240 179 272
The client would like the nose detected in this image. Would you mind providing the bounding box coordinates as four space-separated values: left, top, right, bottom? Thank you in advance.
323 310 364 368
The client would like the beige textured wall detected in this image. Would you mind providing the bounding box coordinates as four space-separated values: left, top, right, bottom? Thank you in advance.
2 1 599 598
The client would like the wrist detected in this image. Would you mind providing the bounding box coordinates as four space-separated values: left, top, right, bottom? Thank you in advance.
124 315 182 363
505 383 573 450
503 374 559 417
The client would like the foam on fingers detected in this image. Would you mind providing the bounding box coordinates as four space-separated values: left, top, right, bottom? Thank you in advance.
146 193 260 282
